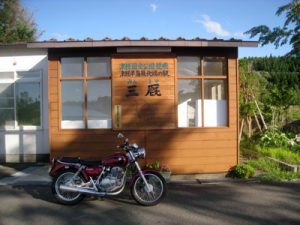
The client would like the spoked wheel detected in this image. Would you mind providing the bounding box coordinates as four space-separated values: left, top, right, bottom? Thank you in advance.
131 172 166 206
52 170 85 205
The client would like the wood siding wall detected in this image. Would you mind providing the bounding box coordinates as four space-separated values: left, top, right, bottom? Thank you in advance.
48 49 238 174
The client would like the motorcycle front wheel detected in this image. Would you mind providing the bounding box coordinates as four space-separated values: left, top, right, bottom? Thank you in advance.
52 170 85 205
131 172 166 206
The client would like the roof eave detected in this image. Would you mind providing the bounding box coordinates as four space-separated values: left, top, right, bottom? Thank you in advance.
27 40 258 49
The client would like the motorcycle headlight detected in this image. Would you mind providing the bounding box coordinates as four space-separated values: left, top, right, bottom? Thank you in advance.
136 148 146 159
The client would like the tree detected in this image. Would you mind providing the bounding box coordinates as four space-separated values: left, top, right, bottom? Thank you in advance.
0 0 40 43
245 0 300 57
240 56 300 133
239 59 268 139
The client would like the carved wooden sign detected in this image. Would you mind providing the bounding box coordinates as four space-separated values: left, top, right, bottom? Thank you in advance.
112 57 176 129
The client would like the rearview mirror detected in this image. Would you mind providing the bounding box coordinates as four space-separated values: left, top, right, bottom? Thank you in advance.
117 133 124 139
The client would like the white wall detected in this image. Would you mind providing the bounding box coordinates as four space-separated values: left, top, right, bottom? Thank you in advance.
0 46 49 162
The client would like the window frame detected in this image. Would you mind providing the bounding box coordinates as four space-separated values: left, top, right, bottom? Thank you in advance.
177 56 228 128
0 70 42 130
59 57 112 130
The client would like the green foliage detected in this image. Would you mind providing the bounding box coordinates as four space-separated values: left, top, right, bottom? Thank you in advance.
259 128 291 148
239 56 300 130
247 159 300 182
0 0 40 43
245 0 300 57
257 147 300 164
229 164 255 179
146 160 171 172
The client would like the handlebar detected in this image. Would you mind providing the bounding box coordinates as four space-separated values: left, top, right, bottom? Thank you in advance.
116 133 129 150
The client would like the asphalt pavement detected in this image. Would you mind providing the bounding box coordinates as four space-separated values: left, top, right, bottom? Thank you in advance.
0 164 300 225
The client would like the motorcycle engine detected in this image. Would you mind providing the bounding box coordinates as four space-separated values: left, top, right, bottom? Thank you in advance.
98 167 124 192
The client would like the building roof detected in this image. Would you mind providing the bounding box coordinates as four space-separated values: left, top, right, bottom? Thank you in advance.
24 37 258 49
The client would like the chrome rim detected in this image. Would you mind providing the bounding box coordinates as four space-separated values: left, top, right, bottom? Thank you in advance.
134 174 164 203
55 172 82 202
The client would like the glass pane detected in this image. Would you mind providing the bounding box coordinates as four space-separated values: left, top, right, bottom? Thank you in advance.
204 80 227 100
17 71 40 79
87 57 111 77
16 82 41 126
177 56 201 76
61 81 84 129
0 83 14 98
0 109 15 128
0 98 14 108
87 80 111 128
0 72 14 80
178 79 202 127
204 79 227 127
61 58 84 77
203 57 227 75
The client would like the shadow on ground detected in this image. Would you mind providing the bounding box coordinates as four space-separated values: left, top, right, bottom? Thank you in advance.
1 182 299 225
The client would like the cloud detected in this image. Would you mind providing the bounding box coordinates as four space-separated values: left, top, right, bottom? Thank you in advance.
233 32 245 38
196 15 230 37
150 3 158 12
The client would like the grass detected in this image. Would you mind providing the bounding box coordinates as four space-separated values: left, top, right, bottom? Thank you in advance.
247 159 300 182
256 147 300 165
240 139 300 164
240 139 300 182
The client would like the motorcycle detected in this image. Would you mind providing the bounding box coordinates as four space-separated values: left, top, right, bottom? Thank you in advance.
49 133 166 206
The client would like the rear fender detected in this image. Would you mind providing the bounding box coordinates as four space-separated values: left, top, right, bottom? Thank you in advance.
49 160 82 178
129 168 163 187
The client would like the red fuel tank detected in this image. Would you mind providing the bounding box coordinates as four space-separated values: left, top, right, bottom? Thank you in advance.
102 152 128 167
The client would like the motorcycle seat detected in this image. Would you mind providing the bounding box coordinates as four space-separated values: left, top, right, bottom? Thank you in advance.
60 157 81 164
80 160 102 166
59 156 102 166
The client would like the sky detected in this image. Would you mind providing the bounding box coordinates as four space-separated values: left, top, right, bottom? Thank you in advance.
22 0 292 58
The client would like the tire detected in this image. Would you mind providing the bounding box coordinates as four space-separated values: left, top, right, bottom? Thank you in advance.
51 170 85 205
131 172 166 206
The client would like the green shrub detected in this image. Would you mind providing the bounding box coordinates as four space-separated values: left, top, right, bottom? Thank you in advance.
291 144 300 154
260 128 290 148
229 164 255 179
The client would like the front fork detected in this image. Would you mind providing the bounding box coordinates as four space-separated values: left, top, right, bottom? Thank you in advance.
133 161 153 193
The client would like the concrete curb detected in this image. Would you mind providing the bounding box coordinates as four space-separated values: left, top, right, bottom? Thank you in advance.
0 165 51 186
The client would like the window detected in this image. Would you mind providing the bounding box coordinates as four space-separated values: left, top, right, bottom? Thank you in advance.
60 57 111 129
177 56 227 127
177 56 201 76
61 57 84 77
0 71 42 129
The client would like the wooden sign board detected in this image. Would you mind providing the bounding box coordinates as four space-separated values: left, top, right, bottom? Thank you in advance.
112 56 176 130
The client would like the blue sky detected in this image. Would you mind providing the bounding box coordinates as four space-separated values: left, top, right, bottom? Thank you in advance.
23 0 292 58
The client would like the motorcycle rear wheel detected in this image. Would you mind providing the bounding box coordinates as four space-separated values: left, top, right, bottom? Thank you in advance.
52 170 85 205
131 172 166 206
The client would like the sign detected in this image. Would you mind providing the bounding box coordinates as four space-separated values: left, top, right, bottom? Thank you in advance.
112 57 176 130
119 63 169 77
120 62 168 97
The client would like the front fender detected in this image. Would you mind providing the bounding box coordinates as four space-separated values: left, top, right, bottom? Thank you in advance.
128 168 164 187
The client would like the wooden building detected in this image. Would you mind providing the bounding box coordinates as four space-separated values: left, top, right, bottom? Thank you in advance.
27 39 257 174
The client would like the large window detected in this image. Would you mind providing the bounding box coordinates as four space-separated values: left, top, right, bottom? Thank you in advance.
177 56 227 127
0 71 41 129
60 57 111 129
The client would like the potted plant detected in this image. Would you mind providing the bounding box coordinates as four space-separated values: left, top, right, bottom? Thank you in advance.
147 160 172 181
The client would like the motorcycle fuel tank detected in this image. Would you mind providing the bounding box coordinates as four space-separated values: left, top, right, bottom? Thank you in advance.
102 152 128 167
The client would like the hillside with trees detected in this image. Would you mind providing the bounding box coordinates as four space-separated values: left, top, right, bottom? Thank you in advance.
239 56 300 139
237 55 300 181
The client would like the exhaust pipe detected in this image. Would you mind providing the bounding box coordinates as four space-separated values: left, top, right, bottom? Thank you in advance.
60 185 105 197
